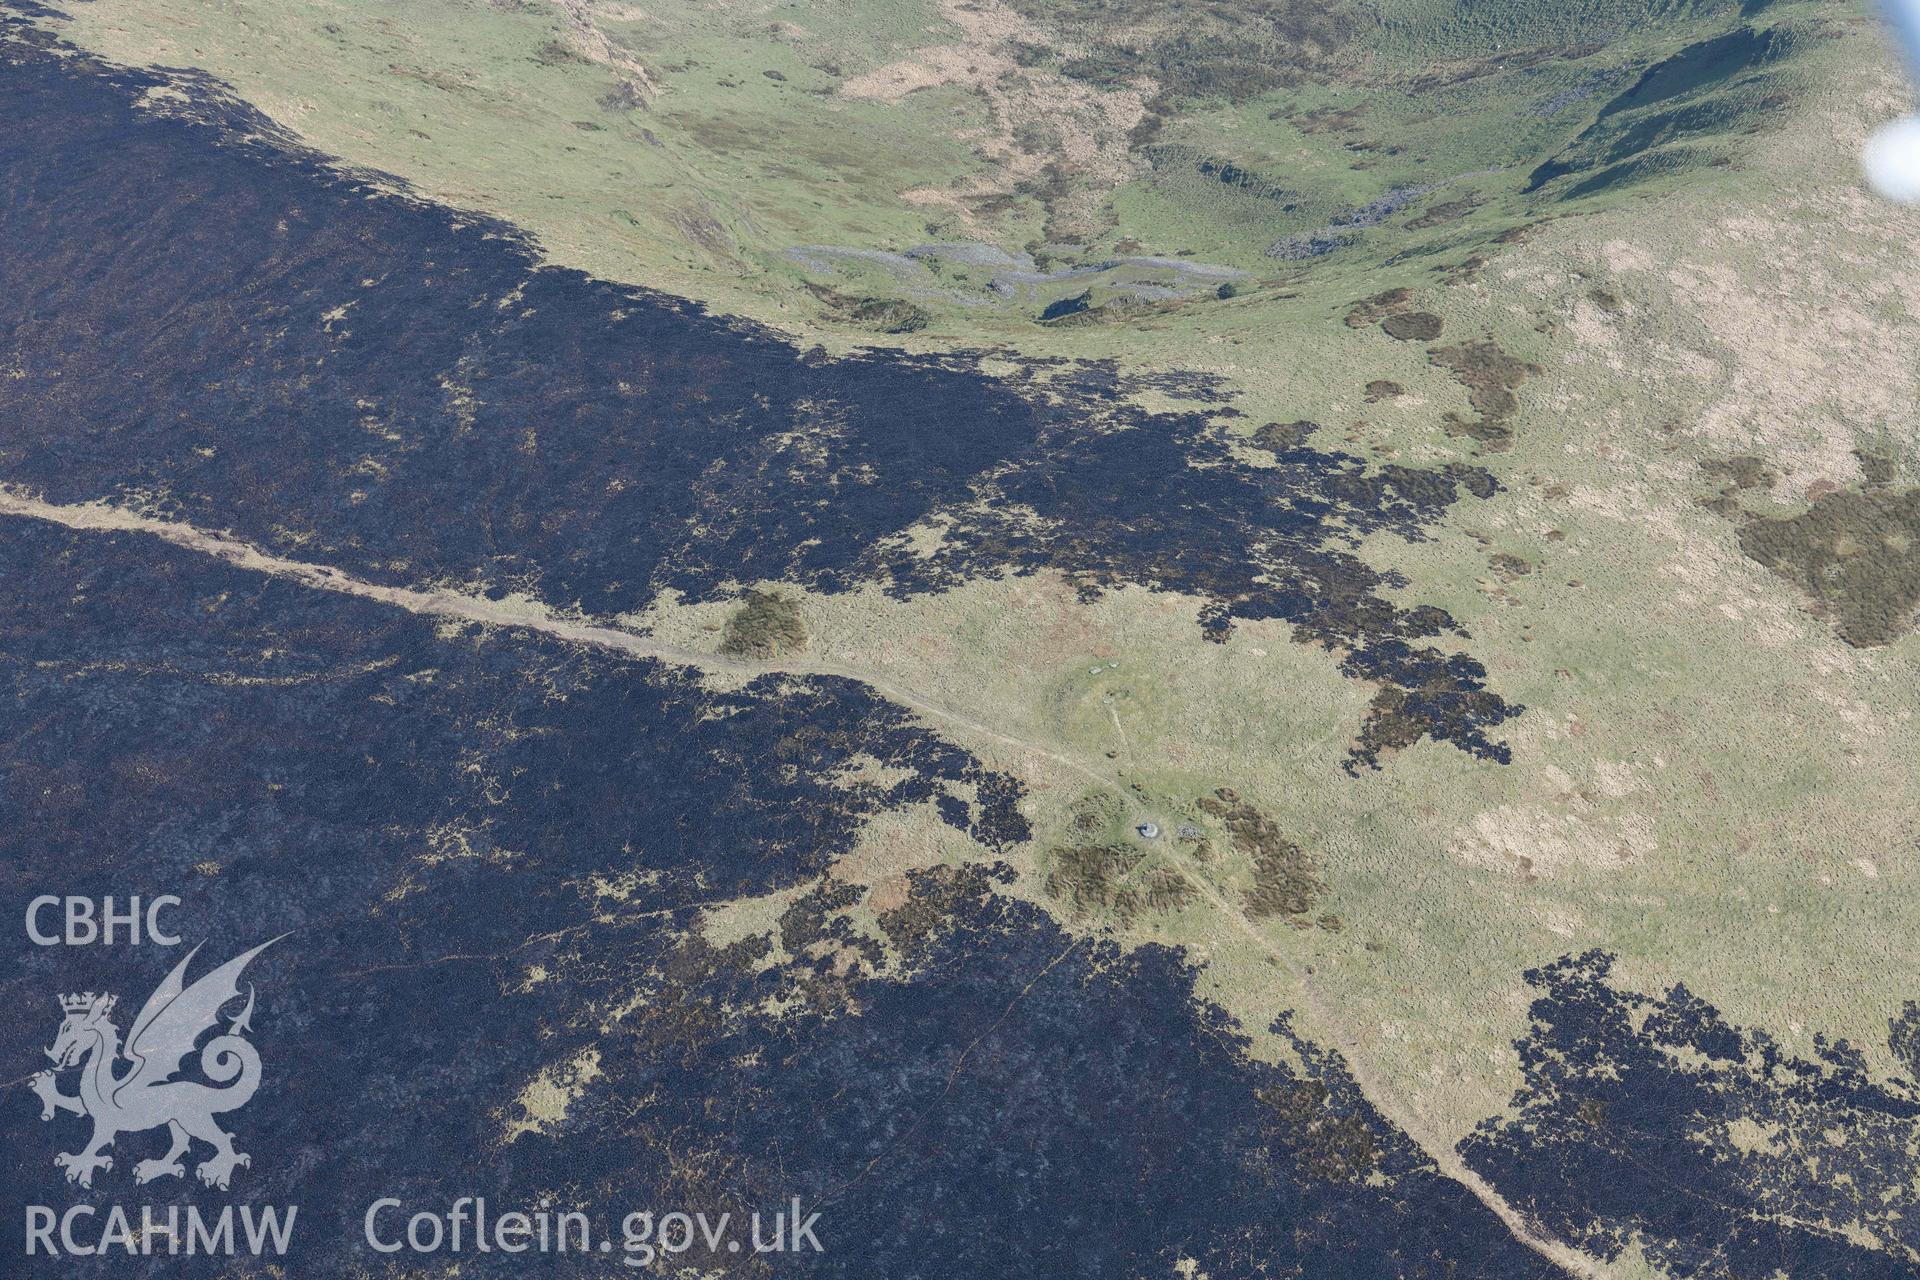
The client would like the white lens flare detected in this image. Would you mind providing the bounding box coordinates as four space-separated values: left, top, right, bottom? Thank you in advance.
1864 115 1920 202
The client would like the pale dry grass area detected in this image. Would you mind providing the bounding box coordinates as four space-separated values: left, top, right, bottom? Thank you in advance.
838 0 1149 232
501 1046 603 1143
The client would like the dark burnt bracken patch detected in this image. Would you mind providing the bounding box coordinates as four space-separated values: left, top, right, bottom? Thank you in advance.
1040 841 1196 921
0 22 1515 769
803 282 931 334
1196 788 1328 924
719 587 810 659
1251 418 1322 452
1381 311 1443 342
1428 338 1539 451
1344 287 1415 328
1463 951 1920 1278
774 878 884 1013
1344 293 1539 464
1259 1078 1379 1182
1702 453 1920 646
1406 196 1481 230
1698 453 1777 516
1738 483 1920 647
874 863 988 958
1045 841 1146 917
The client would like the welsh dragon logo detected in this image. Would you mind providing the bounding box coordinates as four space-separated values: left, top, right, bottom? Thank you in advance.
29 937 281 1190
